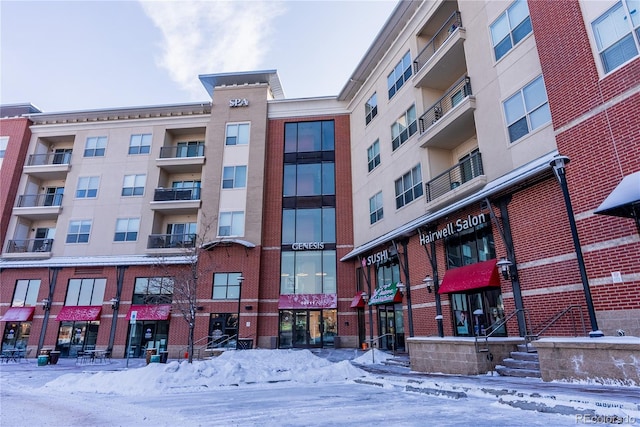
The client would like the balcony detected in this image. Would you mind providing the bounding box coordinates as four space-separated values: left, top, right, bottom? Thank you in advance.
23 152 72 180
147 234 196 251
425 151 486 210
413 11 466 91
4 238 53 259
156 143 205 173
150 187 201 214
418 76 476 150
13 194 63 220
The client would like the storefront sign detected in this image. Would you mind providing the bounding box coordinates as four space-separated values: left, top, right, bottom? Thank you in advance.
419 213 487 245
291 242 325 250
365 249 389 266
278 294 337 309
368 282 402 305
229 98 249 107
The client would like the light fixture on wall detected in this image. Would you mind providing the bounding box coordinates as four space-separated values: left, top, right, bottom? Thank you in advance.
396 282 406 295
110 297 120 311
496 258 513 280
41 298 51 311
361 291 369 303
423 276 434 293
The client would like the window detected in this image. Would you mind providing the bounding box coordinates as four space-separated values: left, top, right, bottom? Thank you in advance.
166 223 196 247
0 136 8 158
222 166 247 189
65 278 106 306
445 221 495 268
218 211 245 236
592 1 639 73
83 136 107 157
387 51 412 99
171 180 201 200
12 279 41 307
176 141 204 157
76 176 99 199
133 277 173 305
280 250 336 294
490 0 532 61
503 76 551 142
114 218 140 242
395 164 423 209
391 105 417 151
66 220 92 243
213 272 243 299
284 121 334 153
282 208 336 244
128 134 151 155
283 163 335 197
365 93 378 125
225 123 250 145
367 140 381 172
369 192 384 224
122 174 146 196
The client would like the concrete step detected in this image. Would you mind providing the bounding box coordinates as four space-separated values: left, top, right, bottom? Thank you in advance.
517 343 537 353
501 358 540 370
383 357 410 368
510 351 539 362
495 365 542 378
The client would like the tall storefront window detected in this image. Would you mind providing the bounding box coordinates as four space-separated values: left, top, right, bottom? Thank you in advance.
65 278 106 306
280 250 336 294
133 277 174 304
445 221 495 268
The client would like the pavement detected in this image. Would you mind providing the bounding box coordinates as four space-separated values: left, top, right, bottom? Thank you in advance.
3 348 639 421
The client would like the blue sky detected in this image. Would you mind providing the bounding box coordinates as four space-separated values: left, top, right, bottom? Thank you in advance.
1 0 397 112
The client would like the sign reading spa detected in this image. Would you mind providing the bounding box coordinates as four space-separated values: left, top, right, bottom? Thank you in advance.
419 213 487 245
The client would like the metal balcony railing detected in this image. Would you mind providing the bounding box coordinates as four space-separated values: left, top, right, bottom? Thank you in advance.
425 151 483 202
27 152 72 166
413 11 462 74
153 187 201 201
6 238 53 253
147 233 196 249
159 143 205 159
16 193 63 207
418 76 472 133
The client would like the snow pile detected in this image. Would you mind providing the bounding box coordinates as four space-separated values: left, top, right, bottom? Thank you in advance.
41 349 368 396
352 348 394 365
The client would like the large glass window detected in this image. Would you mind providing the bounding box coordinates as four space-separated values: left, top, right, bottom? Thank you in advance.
0 136 8 158
365 93 378 125
395 164 423 209
114 218 140 242
128 134 151 155
367 140 380 172
284 121 334 153
133 277 174 304
592 1 639 73
503 76 551 142
282 208 336 244
218 211 245 237
376 264 400 288
387 51 412 99
490 0 532 61
225 123 250 146
166 222 196 246
65 278 106 306
76 176 99 199
283 163 335 197
369 191 384 224
445 221 495 268
83 136 107 157
66 220 92 243
171 180 201 200
212 272 243 299
222 166 247 189
122 174 146 196
12 279 41 307
177 141 204 157
391 105 417 151
280 250 336 294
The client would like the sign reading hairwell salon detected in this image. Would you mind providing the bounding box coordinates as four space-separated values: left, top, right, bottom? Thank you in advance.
419 213 487 245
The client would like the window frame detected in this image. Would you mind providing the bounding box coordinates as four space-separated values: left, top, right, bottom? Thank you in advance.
225 123 250 146
83 136 107 157
391 105 418 151
0 136 8 158
503 75 551 143
369 191 384 225
365 93 378 125
114 217 140 242
218 211 245 237
66 220 92 244
128 134 152 155
591 1 640 74
212 272 243 300
12 279 41 307
76 176 100 199
394 164 423 209
387 51 413 99
222 165 247 189
133 277 174 305
490 0 533 61
121 174 146 197
367 140 381 172
65 278 106 306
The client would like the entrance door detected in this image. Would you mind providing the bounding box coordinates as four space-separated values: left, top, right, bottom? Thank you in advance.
378 305 405 351
284 310 323 348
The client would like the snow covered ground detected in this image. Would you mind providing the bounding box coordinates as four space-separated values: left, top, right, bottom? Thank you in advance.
1 349 638 426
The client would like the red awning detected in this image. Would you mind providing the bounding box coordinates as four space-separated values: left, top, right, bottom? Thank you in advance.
56 306 102 321
438 259 501 294
350 293 366 308
126 304 172 321
1 307 35 322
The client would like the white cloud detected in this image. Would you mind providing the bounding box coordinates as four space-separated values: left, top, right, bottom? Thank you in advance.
139 0 286 98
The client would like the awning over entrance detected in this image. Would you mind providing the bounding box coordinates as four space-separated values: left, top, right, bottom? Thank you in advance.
56 306 102 321
1 307 35 322
350 293 366 308
278 294 337 309
126 304 172 321
368 282 403 305
594 171 640 222
438 259 500 294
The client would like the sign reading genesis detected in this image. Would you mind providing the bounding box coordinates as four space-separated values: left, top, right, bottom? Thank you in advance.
229 98 249 107
419 213 487 245
291 242 325 250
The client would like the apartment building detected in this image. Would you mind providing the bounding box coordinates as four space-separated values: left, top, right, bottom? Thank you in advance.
1 1 638 378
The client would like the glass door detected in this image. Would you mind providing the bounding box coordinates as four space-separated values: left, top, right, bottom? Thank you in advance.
294 312 307 346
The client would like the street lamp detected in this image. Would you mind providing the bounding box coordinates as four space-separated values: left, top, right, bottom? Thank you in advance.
496 258 512 280
236 275 245 349
550 155 603 337
423 275 434 293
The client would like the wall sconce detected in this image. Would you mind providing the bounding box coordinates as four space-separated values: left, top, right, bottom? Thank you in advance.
361 291 369 303
423 276 434 293
41 298 51 311
496 257 513 280
110 297 120 311
244 305 253 310
396 282 406 295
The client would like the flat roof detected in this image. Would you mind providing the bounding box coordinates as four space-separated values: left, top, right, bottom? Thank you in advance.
199 70 284 100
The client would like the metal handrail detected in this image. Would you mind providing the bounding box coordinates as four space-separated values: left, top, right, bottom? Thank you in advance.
425 151 483 201
362 333 396 364
180 334 239 360
418 75 472 133
413 11 462 73
474 308 530 353
527 305 586 343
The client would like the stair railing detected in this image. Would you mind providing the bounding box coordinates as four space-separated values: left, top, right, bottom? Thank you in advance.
362 333 396 363
524 305 586 351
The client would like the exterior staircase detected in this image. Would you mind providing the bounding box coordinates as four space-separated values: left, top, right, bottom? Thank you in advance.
495 343 541 378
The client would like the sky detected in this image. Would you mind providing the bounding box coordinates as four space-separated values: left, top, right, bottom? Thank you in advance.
1 348 638 426
0 0 398 113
